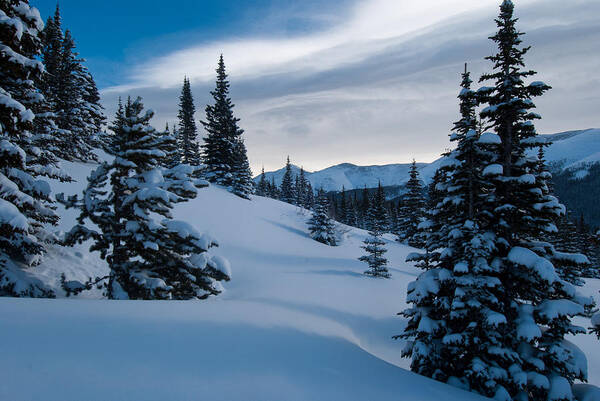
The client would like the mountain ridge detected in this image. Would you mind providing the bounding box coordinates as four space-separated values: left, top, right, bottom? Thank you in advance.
255 128 600 192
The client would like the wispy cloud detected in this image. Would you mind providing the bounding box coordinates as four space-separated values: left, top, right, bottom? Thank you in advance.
101 0 600 173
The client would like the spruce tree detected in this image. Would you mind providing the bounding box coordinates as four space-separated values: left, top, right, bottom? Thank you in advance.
305 181 315 210
346 193 357 227
61 98 230 299
230 137 253 198
256 167 268 196
40 4 62 105
359 182 390 278
400 65 502 396
397 160 426 247
279 156 295 204
338 186 348 225
40 7 101 162
360 186 370 229
468 1 590 398
307 188 336 246
177 77 200 165
0 0 60 297
269 176 280 199
295 167 308 207
201 55 252 197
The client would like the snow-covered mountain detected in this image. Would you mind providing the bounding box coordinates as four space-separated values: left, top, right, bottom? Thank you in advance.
256 129 600 191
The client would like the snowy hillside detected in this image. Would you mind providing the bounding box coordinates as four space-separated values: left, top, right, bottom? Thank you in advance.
542 128 600 173
2 156 600 401
256 129 600 191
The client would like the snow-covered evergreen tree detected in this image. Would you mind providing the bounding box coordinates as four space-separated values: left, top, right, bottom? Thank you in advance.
61 97 230 299
471 1 591 398
400 65 504 397
305 181 315 210
338 186 348 225
40 7 101 161
397 160 426 247
0 0 62 297
402 4 595 395
307 188 336 246
279 156 295 204
346 192 357 227
268 176 279 199
359 186 370 230
177 77 199 165
295 167 309 207
360 182 390 278
201 55 252 198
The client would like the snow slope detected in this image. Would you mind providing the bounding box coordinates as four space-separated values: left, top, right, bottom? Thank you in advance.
256 129 600 191
1 157 599 401
542 128 600 171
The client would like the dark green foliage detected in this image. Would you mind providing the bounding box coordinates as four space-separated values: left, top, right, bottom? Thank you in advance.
40 5 103 161
308 188 336 246
397 160 426 247
255 167 268 196
177 77 199 165
360 183 390 278
279 156 295 204
201 55 253 198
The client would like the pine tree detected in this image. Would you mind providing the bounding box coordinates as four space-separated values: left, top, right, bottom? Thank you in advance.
0 0 61 297
40 4 62 105
469 1 590 398
40 7 101 162
397 160 426 247
177 77 200 165
61 97 230 299
550 213 588 285
400 65 502 396
295 167 308 207
269 176 280 199
279 156 295 204
201 55 252 197
359 182 390 278
79 67 105 145
230 137 253 198
346 193 357 227
307 188 336 246
255 167 268 196
360 186 370 229
305 181 315 210
338 186 348 225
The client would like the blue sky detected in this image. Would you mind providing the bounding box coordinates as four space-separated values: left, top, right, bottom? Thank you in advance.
35 0 600 173
37 0 353 88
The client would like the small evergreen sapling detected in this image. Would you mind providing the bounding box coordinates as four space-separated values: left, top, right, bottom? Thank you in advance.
360 183 390 278
308 188 336 246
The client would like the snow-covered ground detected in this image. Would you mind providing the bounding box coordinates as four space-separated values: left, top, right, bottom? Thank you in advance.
1 158 599 401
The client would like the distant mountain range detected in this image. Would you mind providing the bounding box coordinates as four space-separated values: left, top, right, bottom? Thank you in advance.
255 128 600 191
